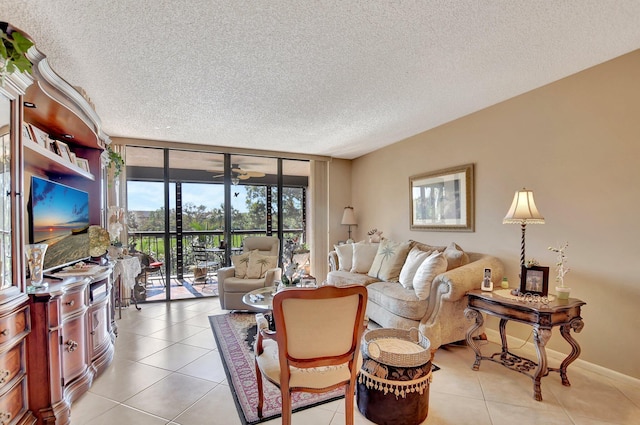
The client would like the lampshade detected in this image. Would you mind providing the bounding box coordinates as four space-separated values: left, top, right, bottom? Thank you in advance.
341 206 357 225
231 176 240 185
503 189 545 224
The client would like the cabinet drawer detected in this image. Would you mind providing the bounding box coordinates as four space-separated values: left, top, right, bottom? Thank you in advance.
0 376 29 425
0 307 29 345
60 289 86 317
0 342 25 392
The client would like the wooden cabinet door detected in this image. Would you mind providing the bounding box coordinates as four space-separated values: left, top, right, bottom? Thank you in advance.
89 300 109 360
61 315 87 386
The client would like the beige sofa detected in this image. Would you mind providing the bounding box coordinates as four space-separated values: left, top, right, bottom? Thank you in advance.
327 240 503 352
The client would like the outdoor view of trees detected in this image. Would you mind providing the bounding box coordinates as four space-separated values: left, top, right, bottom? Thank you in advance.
128 185 304 235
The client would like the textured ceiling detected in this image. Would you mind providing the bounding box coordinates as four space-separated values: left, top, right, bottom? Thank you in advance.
2 1 640 159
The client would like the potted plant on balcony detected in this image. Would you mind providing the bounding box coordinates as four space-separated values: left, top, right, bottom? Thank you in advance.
548 242 571 300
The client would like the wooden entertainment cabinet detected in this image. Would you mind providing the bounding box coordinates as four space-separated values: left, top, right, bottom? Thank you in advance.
1 22 114 424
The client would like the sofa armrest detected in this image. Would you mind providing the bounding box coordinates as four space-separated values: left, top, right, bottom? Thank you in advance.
435 254 505 302
263 268 282 287
328 251 339 272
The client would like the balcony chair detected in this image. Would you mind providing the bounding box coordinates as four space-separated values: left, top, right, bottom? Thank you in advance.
254 285 368 425
191 243 220 285
136 252 166 288
218 236 281 311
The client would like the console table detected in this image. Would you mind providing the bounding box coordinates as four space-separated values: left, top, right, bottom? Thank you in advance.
464 289 585 401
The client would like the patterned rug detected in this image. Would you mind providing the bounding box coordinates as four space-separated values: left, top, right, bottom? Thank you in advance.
209 313 345 425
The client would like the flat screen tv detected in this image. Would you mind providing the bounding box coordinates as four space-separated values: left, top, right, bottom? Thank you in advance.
29 176 90 271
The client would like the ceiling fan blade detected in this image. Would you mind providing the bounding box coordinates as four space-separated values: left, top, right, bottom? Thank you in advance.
244 171 265 178
238 174 252 180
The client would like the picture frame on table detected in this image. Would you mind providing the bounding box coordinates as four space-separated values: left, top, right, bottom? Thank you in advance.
519 265 549 296
409 163 475 232
75 158 90 172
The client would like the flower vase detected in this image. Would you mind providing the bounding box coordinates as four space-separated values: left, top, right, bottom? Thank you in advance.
555 286 571 300
25 244 48 287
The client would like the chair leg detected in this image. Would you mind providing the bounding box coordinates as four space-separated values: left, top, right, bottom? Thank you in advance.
255 360 264 418
345 382 355 425
281 387 292 425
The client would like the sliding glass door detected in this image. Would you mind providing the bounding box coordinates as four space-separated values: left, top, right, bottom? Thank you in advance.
125 146 309 302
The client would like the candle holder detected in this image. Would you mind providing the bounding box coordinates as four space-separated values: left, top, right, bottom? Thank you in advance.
25 244 48 287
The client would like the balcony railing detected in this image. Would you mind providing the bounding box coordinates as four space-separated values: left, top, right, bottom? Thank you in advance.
128 229 304 279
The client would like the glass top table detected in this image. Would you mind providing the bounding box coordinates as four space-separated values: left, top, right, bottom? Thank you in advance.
242 286 278 310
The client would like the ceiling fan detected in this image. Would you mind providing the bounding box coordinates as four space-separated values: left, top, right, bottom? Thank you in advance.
211 164 265 184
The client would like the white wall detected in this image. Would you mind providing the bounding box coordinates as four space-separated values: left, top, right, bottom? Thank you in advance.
344 50 640 378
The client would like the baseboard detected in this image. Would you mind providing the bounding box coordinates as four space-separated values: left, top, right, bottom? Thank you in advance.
484 329 640 385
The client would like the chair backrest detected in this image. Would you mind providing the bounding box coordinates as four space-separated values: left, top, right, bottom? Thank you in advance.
271 285 367 367
192 244 208 261
243 236 280 256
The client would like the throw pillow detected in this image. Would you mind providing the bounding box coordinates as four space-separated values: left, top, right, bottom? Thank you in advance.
443 242 470 271
409 240 443 253
350 241 379 274
334 243 353 271
398 247 433 289
246 252 278 279
231 251 253 278
367 239 411 282
413 251 448 300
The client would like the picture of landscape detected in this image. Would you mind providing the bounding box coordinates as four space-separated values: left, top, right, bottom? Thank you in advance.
30 176 90 270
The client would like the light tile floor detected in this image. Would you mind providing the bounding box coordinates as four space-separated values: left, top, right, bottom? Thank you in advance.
72 297 640 424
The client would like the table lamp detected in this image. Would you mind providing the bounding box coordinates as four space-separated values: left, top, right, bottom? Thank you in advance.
503 188 545 267
341 206 357 243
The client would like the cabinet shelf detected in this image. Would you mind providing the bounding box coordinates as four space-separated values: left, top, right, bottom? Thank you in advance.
24 139 95 180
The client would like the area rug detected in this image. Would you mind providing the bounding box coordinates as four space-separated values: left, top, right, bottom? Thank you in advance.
209 313 345 425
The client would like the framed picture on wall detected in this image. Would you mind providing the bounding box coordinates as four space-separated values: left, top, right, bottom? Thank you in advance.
519 266 549 296
409 163 475 232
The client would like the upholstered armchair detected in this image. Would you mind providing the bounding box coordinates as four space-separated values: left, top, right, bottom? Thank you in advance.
218 236 282 311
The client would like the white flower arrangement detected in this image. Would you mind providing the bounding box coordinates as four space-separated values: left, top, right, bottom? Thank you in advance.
548 242 570 287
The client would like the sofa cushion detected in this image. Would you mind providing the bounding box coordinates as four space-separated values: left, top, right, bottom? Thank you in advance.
334 243 353 271
409 240 445 253
326 270 380 287
443 242 469 270
350 241 379 273
366 281 427 321
367 239 411 282
231 251 253 278
222 276 271 293
246 252 278 278
413 251 448 300
399 247 433 289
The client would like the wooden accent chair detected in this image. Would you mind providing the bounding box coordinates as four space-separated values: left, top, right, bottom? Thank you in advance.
254 285 368 425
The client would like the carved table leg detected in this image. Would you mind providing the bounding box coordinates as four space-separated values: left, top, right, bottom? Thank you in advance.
557 318 584 386
465 307 484 370
498 318 509 359
532 327 552 401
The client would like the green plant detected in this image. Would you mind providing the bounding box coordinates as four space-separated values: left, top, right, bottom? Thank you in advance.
106 145 125 177
0 28 33 78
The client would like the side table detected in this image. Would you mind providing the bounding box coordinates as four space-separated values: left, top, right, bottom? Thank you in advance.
113 255 142 318
464 289 585 401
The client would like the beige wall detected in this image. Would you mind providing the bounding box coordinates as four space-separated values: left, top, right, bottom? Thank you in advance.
343 50 640 379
